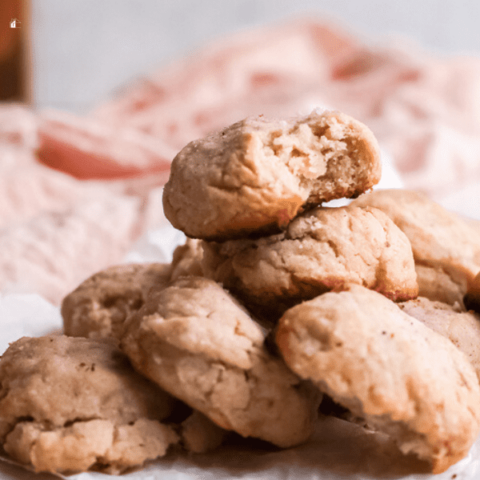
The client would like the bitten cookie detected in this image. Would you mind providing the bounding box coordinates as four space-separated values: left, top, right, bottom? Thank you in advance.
351 189 480 306
163 110 381 240
121 276 321 448
61 263 171 341
0 336 178 474
399 296 480 379
202 205 418 315
276 285 480 474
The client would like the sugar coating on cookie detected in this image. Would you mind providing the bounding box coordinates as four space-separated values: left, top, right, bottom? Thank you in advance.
0 336 178 474
61 263 171 341
121 276 321 448
202 205 418 314
399 296 480 380
163 110 381 240
276 285 480 473
351 189 480 306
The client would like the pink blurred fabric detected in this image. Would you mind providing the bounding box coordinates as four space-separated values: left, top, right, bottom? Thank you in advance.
2 18 480 303
37 109 177 179
36 18 480 198
92 18 480 199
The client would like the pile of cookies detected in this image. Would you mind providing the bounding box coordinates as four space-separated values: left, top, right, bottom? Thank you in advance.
2 110 480 476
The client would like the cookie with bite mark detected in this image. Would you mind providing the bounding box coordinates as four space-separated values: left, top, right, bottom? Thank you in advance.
163 110 381 240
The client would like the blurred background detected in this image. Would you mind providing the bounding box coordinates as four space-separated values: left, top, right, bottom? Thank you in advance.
3 0 480 112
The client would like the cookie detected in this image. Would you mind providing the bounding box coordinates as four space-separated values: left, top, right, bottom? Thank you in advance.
163 110 381 240
276 284 480 473
351 189 480 306
61 263 171 341
170 238 204 281
399 296 480 379
202 205 418 315
0 336 178 474
179 411 227 454
413 264 467 307
464 272 480 313
121 276 321 448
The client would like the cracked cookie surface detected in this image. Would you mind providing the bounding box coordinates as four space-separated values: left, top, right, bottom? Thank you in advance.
163 110 381 240
276 284 480 474
61 263 172 341
351 189 480 306
120 276 321 448
202 205 418 315
0 335 178 474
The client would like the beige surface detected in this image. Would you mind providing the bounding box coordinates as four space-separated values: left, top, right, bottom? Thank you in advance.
0 335 178 474
121 276 321 448
202 205 417 316
163 110 381 240
276 284 480 474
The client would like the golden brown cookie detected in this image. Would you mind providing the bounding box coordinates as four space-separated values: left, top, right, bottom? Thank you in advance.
276 284 480 474
0 336 178 474
202 205 418 315
163 110 381 240
179 411 227 454
121 276 321 448
413 265 467 307
399 296 480 379
351 189 480 306
61 263 171 341
170 238 204 281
